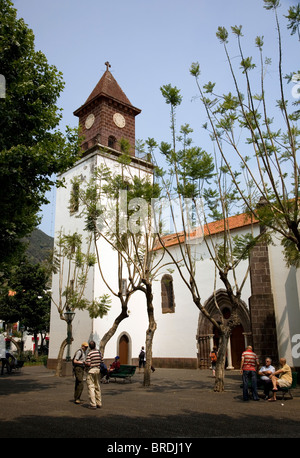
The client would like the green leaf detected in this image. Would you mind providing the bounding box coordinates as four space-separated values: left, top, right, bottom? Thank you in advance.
160 84 183 107
216 26 228 43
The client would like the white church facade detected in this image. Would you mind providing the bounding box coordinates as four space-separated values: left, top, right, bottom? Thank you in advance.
47 65 300 372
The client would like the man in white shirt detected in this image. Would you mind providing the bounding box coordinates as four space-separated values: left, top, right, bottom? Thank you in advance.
258 357 275 400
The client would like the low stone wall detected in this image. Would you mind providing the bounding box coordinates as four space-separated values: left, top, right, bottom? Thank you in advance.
48 357 198 371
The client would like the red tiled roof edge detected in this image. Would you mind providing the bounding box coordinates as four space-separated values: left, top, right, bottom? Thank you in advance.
154 212 258 250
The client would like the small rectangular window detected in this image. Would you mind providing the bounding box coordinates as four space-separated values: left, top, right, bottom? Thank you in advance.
69 181 80 214
161 274 175 313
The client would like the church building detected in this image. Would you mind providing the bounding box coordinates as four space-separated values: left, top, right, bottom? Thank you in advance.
47 65 300 373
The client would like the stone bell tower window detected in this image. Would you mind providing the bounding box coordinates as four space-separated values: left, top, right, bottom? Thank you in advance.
108 135 117 149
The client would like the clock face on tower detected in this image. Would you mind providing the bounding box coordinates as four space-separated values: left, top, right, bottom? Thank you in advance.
113 112 126 128
85 113 95 129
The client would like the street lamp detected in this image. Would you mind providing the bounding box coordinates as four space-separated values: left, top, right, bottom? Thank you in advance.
64 309 75 362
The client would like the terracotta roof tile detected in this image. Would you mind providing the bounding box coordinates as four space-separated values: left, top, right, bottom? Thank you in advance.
154 212 258 250
85 69 132 106
74 69 141 116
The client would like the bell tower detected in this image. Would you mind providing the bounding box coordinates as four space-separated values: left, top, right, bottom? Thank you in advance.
47 63 152 371
73 62 141 155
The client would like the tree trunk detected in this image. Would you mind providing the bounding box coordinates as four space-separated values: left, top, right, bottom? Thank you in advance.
100 309 129 355
33 332 39 358
143 284 157 387
214 331 229 392
55 338 68 377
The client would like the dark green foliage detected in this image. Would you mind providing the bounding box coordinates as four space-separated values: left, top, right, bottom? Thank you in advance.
0 0 81 269
0 258 51 335
189 1 300 267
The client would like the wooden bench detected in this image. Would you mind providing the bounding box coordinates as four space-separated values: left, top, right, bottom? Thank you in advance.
108 364 136 383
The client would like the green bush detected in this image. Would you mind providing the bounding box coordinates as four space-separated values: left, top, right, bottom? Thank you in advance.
18 351 48 366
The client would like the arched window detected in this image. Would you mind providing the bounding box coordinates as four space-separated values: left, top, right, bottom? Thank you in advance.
161 274 175 313
108 135 117 149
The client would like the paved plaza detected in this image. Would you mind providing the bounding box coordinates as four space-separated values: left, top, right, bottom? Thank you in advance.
0 365 299 441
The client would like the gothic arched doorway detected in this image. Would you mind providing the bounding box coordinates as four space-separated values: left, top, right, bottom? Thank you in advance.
196 290 251 369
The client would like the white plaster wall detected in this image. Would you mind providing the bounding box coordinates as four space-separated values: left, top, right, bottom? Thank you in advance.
49 147 154 361
90 150 154 361
89 223 255 362
150 225 255 360
268 236 300 367
92 288 150 362
48 152 97 360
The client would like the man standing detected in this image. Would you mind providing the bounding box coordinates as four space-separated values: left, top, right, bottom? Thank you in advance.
85 340 102 409
73 342 89 404
240 345 260 401
138 346 146 373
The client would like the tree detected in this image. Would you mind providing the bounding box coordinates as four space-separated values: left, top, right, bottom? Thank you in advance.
190 0 300 267
0 0 81 271
0 258 51 356
80 154 168 386
51 231 111 376
147 84 260 391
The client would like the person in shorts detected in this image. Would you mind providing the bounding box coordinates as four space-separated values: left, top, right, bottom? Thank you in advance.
269 358 292 402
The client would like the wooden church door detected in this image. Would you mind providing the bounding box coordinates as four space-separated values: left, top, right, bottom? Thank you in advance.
119 334 129 364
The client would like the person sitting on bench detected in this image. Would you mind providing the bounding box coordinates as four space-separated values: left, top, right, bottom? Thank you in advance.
258 357 275 400
269 358 292 402
104 356 120 383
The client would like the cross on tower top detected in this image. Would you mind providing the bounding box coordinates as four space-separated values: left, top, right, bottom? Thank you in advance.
105 61 111 71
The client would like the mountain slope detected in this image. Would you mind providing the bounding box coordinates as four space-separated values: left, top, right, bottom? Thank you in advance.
26 229 54 264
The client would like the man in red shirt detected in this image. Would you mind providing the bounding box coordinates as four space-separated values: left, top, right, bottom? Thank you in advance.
240 345 260 401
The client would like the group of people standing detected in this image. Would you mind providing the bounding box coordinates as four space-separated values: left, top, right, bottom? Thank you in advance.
73 343 155 409
72 341 120 409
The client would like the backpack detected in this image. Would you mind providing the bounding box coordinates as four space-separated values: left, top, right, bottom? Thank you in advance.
72 348 83 367
139 350 145 360
210 351 217 362
100 362 107 375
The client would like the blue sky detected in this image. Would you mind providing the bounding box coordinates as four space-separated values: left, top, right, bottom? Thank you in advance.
12 0 298 236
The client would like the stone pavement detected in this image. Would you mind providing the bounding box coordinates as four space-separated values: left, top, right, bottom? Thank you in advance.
0 365 300 441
